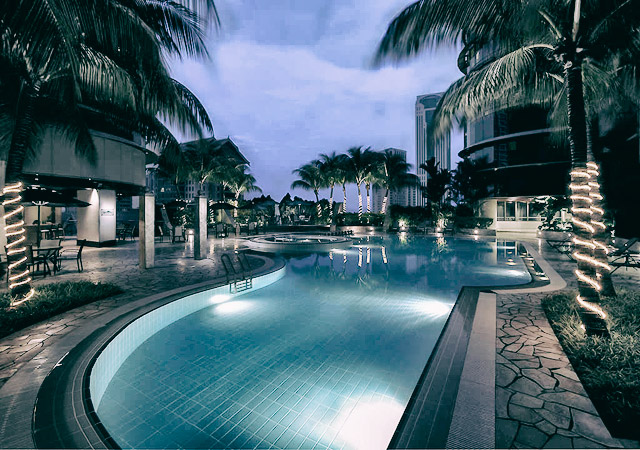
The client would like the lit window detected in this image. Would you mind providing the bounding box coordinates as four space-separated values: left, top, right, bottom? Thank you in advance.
497 201 516 221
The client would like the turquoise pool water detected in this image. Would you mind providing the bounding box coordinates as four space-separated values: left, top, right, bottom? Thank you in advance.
97 236 530 450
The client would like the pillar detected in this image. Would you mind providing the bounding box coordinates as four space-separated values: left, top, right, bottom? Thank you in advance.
194 196 207 260
139 193 155 269
76 189 116 246
0 160 6 253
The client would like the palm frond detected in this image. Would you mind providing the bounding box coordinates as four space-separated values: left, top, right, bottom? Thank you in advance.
431 44 562 137
374 0 524 65
134 0 209 58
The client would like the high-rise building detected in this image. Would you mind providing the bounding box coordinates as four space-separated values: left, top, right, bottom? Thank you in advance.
416 93 451 206
371 148 419 212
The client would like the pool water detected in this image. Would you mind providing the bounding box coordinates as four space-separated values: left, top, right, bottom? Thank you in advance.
97 236 530 450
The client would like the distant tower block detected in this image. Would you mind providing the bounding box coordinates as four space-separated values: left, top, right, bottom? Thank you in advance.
416 93 451 206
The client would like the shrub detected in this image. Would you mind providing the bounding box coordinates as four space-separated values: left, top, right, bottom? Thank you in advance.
336 213 384 226
453 216 494 229
389 205 431 224
0 281 123 339
542 290 640 440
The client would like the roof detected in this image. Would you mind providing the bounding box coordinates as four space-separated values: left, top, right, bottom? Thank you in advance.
180 137 249 165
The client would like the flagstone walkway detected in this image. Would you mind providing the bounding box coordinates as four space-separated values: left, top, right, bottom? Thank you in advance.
493 238 640 449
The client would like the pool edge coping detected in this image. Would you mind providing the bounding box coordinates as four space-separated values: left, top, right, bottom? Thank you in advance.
389 240 564 449
0 253 285 450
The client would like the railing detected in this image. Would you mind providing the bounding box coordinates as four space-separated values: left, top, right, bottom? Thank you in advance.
220 252 253 293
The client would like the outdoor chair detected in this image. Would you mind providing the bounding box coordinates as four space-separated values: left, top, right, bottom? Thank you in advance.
546 239 575 260
57 239 86 272
40 238 63 270
172 226 186 243
610 237 640 273
215 223 228 239
4 245 49 282
117 223 135 241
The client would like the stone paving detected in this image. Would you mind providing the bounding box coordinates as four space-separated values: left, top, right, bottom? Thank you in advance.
0 237 250 390
494 239 640 449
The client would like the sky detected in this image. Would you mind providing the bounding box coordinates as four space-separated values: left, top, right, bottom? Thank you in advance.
170 0 464 206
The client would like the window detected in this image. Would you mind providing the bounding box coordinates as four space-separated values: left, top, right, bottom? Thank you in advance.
498 200 542 221
497 201 516 221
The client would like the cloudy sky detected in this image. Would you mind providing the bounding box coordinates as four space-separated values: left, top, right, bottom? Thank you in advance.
170 0 463 206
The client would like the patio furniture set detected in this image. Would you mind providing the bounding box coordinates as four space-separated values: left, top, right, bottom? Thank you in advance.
2 239 85 284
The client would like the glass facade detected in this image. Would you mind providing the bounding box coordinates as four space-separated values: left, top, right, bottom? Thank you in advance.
496 200 542 222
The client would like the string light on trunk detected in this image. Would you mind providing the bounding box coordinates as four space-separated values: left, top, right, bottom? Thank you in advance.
2 182 35 306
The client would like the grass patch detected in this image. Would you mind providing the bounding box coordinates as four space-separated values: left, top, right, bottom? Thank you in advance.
542 290 640 441
0 281 123 339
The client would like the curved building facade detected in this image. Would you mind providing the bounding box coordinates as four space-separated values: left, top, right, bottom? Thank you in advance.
2 113 150 248
457 43 571 232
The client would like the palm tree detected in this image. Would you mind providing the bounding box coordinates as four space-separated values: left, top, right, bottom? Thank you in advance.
375 0 640 335
229 167 261 218
420 157 452 212
363 151 384 214
375 149 418 216
169 139 236 196
292 162 325 219
318 152 346 218
0 0 217 303
450 157 491 214
335 155 353 215
347 146 376 219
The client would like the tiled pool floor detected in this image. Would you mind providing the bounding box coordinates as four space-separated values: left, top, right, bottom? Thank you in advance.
98 237 531 449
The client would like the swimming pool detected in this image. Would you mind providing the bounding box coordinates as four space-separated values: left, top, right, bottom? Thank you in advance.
95 236 530 450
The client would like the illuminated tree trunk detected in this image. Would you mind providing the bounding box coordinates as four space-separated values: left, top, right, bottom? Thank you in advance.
234 193 239 218
342 184 347 214
4 82 40 305
564 55 608 336
381 188 389 214
314 190 322 219
586 121 616 297
328 184 334 217
366 182 371 213
357 183 363 219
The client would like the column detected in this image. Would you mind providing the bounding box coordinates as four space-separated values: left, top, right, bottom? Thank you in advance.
139 193 155 269
76 189 116 246
194 196 207 260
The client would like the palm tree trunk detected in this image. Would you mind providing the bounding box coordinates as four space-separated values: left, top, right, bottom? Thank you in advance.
342 184 347 214
366 182 371 213
329 184 334 217
564 55 608 336
357 183 363 219
381 188 389 214
314 191 322 219
234 193 239 218
586 120 616 297
4 81 41 305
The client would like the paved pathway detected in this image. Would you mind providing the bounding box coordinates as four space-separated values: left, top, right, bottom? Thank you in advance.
494 239 640 449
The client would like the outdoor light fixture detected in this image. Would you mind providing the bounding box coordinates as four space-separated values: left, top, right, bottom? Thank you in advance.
2 182 35 305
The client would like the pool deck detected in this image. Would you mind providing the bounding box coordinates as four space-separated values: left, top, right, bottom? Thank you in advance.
0 234 639 449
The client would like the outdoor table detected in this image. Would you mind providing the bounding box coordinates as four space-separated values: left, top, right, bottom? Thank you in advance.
32 245 62 275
